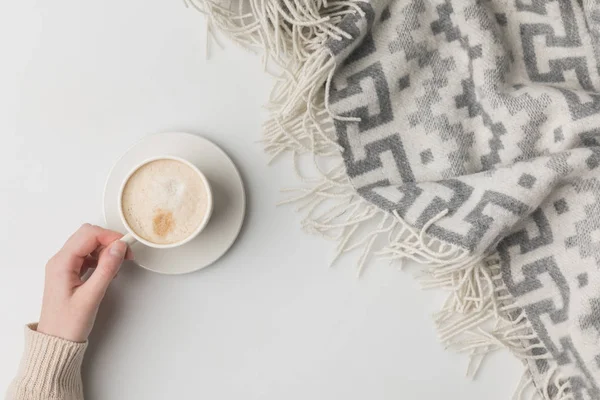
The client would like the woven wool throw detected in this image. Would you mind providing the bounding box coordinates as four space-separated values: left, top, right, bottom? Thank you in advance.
190 0 600 398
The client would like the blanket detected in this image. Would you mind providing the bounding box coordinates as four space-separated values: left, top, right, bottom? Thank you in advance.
190 0 600 398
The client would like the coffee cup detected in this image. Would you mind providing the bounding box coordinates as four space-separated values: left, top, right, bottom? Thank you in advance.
118 156 213 249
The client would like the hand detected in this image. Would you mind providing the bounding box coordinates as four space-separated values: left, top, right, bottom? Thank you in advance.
37 224 133 342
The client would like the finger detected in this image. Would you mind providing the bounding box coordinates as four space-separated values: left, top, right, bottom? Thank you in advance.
62 224 124 260
89 244 125 260
84 246 129 281
93 242 131 262
89 246 103 260
80 256 98 278
83 240 127 299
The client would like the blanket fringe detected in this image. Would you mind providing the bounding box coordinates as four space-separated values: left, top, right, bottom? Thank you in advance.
187 0 572 398
514 366 573 400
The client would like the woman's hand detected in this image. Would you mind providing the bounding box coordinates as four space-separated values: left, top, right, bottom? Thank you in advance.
37 224 133 342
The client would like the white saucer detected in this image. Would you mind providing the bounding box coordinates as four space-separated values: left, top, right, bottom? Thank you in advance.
103 132 246 274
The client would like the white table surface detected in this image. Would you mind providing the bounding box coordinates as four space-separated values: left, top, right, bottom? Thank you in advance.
0 1 522 399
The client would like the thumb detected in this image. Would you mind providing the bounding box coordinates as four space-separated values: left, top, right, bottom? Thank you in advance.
84 240 127 299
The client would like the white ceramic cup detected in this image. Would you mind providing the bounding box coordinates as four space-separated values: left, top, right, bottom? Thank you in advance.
118 155 213 249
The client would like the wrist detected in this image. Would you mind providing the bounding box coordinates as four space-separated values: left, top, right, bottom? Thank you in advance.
38 316 88 343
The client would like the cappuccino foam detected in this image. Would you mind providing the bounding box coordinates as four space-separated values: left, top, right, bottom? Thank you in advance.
121 159 209 245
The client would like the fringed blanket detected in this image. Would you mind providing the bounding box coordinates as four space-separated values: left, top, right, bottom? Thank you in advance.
189 0 600 398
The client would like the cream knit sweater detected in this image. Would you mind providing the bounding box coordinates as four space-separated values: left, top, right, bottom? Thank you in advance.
6 325 86 400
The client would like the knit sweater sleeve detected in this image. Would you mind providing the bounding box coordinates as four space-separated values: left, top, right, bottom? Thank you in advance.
5 324 87 400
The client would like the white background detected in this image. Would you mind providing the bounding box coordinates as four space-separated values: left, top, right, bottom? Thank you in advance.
0 1 521 399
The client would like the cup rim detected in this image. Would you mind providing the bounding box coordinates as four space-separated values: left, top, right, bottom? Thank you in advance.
117 155 214 249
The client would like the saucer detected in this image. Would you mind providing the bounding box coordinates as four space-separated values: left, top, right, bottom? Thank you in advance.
103 132 246 274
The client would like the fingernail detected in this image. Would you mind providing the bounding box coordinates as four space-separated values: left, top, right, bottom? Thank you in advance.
109 241 127 259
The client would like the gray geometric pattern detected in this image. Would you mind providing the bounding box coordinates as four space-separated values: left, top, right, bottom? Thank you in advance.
518 173 536 189
420 149 433 165
325 0 600 396
577 273 589 288
580 298 600 337
579 128 600 169
554 198 569 215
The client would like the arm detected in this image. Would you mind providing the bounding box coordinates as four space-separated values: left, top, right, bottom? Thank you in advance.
6 224 132 400
6 324 87 400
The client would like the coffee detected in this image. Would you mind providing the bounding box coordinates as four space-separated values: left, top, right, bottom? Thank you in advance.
121 159 210 245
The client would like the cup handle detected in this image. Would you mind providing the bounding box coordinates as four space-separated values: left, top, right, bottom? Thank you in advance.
120 232 137 247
